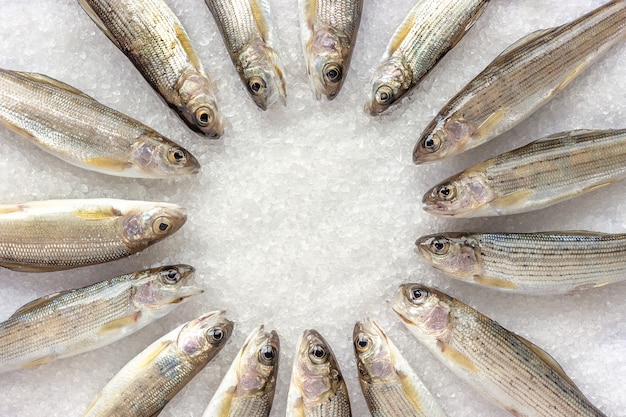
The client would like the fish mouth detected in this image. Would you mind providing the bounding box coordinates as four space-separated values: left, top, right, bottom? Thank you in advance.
170 285 204 304
421 196 454 217
414 236 433 259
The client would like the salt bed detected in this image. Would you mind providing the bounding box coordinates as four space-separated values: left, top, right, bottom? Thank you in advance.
0 0 624 416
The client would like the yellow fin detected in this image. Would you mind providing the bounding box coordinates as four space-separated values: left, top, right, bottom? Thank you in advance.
83 157 133 171
98 312 142 335
250 0 270 41
21 354 56 369
554 62 587 94
437 340 476 372
496 27 558 59
513 333 583 395
474 276 518 290
0 262 70 273
472 107 508 140
388 13 415 56
301 0 318 30
14 71 91 98
175 24 202 70
0 118 35 140
398 370 425 412
491 188 534 211
73 205 121 220
78 0 121 49
537 129 597 143
10 290 72 317
581 178 620 194
0 205 23 215
136 341 171 370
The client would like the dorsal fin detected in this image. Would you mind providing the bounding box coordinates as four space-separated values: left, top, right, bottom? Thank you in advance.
78 0 122 49
536 129 597 143
10 290 72 318
496 27 558 59
15 71 91 98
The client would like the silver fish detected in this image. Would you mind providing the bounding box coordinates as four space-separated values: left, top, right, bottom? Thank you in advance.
422 129 626 217
365 0 490 115
416 231 626 294
83 310 233 417
0 198 186 272
205 0 286 110
286 329 352 417
0 265 201 373
354 319 447 417
391 284 608 417
0 68 200 178
202 325 279 417
300 0 363 100
414 0 626 164
79 0 225 137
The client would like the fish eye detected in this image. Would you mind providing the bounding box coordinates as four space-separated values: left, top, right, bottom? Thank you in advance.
161 268 181 285
308 344 328 364
167 148 187 164
375 86 393 106
152 216 172 235
323 63 343 84
435 183 457 201
248 76 267 96
194 107 214 127
207 327 225 345
354 333 369 353
259 344 277 365
421 135 441 153
408 286 429 304
430 238 450 255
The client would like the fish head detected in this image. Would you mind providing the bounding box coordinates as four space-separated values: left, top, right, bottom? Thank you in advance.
177 70 225 138
131 132 200 177
414 115 474 164
422 170 494 217
120 202 187 248
176 310 234 358
293 329 342 406
240 42 286 110
236 325 280 399
353 319 394 384
365 57 412 115
306 29 348 100
390 284 452 342
415 234 482 279
132 264 202 313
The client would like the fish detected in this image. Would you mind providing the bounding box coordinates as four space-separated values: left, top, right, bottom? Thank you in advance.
0 69 200 178
286 329 352 417
365 0 490 116
416 231 626 294
204 0 286 110
0 264 201 373
83 310 233 417
202 325 280 417
413 0 626 164
422 129 626 217
0 198 186 272
353 319 447 417
390 284 608 417
79 0 225 138
300 0 363 100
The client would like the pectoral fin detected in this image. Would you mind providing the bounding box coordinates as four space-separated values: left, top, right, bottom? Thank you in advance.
472 108 508 140
474 275 518 290
437 340 477 372
97 312 142 336
490 188 534 212
21 354 56 369
136 341 171 370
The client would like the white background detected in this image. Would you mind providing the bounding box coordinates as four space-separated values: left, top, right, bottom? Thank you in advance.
0 0 624 416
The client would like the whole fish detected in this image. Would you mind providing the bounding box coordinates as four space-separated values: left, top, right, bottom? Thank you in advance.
204 0 286 110
0 265 201 373
422 129 626 217
391 284 608 417
79 0 225 138
202 325 280 417
0 69 200 178
83 310 233 417
286 329 352 417
416 231 626 294
353 319 447 417
300 0 363 100
414 0 626 164
0 198 186 272
365 0 490 116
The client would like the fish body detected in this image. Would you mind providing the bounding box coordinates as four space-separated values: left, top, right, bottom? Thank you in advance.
0 198 186 272
416 231 626 294
422 129 626 217
353 319 447 417
205 0 286 110
414 0 626 163
300 0 363 100
203 325 279 417
79 0 225 137
365 0 490 115
0 265 201 373
286 329 352 417
0 69 200 178
83 310 233 417
391 284 608 417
